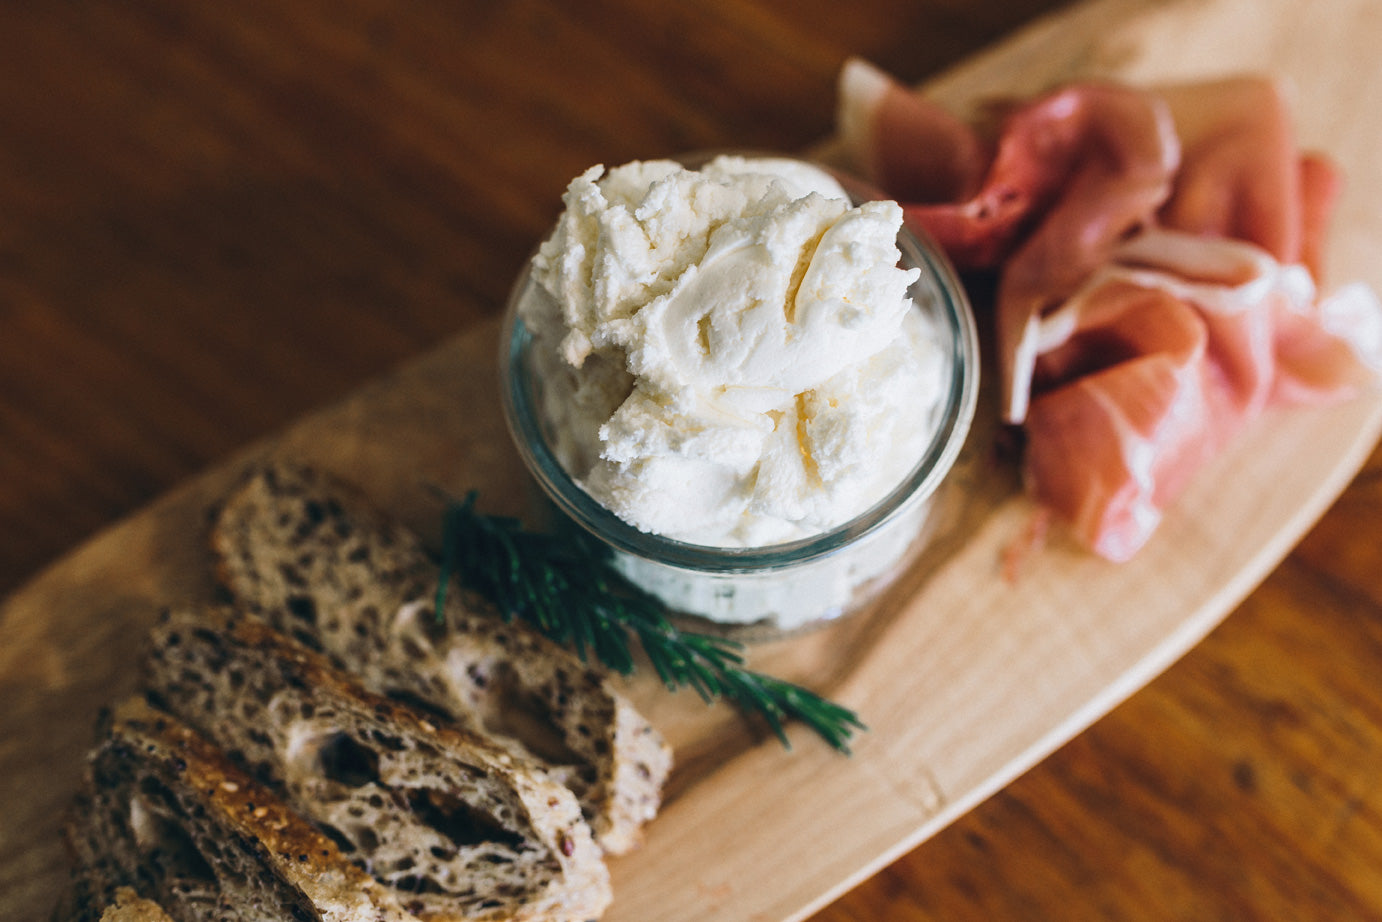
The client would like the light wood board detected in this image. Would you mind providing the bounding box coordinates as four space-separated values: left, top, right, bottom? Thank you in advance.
4 0 1382 919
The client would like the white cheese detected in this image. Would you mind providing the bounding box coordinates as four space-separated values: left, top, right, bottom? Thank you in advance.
521 155 946 549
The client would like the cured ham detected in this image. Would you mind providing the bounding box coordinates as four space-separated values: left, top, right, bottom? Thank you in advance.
1296 154 1341 282
1156 78 1304 261
837 58 986 206
836 59 1382 562
993 84 1179 424
1027 229 1380 560
1023 279 1213 562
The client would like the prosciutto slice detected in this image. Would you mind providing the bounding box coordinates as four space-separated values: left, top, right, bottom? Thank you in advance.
1023 280 1214 561
837 58 986 206
836 60 1382 562
1156 78 1304 261
1027 229 1380 560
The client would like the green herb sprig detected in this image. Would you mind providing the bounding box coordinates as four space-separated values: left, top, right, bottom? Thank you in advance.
435 492 866 753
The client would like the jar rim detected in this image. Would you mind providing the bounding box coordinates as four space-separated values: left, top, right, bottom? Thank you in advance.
499 158 980 574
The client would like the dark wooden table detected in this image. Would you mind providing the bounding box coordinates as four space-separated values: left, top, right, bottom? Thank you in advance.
4 1 1381 919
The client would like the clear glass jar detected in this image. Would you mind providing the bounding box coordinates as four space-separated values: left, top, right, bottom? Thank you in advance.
499 159 979 638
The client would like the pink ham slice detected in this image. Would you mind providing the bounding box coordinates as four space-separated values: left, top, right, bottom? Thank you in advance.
1027 229 1381 560
837 58 986 206
837 61 1381 562
1156 77 1304 262
1023 279 1213 562
1297 153 1341 282
994 84 1179 423
1273 282 1382 405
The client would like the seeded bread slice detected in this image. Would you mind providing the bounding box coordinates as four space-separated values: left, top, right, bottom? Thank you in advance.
145 609 612 922
210 461 670 855
62 697 415 922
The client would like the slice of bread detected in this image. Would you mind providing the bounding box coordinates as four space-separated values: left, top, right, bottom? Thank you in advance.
145 609 612 922
210 461 670 855
63 697 415 922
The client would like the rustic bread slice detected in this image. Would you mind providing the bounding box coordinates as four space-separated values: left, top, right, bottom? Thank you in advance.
145 609 612 922
210 460 670 855
62 697 415 922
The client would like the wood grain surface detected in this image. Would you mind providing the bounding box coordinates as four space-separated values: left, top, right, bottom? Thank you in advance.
4 1 1382 921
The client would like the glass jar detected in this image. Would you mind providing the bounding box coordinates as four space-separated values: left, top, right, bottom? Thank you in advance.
499 158 979 637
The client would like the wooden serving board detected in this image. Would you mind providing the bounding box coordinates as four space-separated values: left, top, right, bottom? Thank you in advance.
4 0 1382 920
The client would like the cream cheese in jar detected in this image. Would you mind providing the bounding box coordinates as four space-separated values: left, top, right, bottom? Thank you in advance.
505 154 976 632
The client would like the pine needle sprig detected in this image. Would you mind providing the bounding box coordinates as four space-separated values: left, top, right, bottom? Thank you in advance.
435 492 866 753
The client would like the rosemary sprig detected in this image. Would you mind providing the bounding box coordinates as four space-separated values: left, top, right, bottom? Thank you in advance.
435 492 866 753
